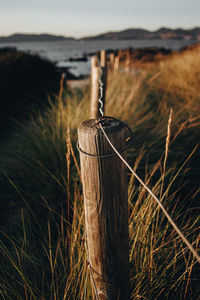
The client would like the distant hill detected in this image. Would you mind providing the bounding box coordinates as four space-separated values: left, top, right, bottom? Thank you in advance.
82 27 200 40
1 28 200 42
0 33 75 43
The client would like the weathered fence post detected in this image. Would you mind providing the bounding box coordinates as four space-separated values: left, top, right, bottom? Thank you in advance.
125 49 131 73
109 53 115 70
100 49 106 68
114 55 119 71
78 119 129 300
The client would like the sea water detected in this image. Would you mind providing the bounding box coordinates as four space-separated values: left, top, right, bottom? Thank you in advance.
0 39 198 76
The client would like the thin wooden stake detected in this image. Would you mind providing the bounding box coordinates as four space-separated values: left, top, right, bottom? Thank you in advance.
78 119 129 300
100 49 106 68
114 56 119 71
109 53 115 70
125 49 131 73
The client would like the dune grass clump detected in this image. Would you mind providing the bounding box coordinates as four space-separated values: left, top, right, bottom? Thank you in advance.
0 46 200 299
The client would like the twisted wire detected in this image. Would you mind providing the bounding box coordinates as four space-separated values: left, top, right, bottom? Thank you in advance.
98 58 104 118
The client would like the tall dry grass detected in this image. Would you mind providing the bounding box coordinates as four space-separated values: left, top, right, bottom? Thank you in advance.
0 46 200 299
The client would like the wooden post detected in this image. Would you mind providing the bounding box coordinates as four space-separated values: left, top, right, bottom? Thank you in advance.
114 55 119 71
109 53 115 70
90 55 100 119
118 49 123 58
100 49 106 68
90 51 107 119
78 119 129 300
125 49 131 73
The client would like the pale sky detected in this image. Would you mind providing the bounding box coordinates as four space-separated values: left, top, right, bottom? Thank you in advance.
0 0 199 38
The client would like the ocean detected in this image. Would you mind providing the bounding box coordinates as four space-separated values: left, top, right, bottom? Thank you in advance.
0 39 198 77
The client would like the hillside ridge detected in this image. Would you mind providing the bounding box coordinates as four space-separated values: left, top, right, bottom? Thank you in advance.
0 33 75 43
82 27 200 40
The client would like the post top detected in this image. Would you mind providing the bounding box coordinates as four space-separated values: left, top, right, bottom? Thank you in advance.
78 118 125 136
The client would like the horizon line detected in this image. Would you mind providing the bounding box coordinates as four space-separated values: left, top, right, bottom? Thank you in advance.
0 25 200 39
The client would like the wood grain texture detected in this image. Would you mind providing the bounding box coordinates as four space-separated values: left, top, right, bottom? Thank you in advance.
78 119 129 299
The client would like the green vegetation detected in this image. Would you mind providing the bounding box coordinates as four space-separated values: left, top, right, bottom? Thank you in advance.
0 46 200 299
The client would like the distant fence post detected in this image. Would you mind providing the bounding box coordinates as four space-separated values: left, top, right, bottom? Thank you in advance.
78 119 129 299
109 52 115 70
114 49 122 71
114 55 119 71
90 50 107 119
125 49 131 73
100 49 106 68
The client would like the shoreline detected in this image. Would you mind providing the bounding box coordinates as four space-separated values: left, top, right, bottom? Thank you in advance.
1 39 199 79
56 42 200 79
